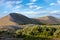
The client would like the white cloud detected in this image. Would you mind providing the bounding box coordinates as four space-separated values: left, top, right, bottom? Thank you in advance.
28 5 43 10
5 1 15 7
21 10 47 15
50 10 59 13
21 11 39 15
10 5 23 13
36 6 42 10
21 9 60 17
15 5 23 9
33 5 38 7
49 0 60 6
0 1 14 7
29 5 37 8
5 1 23 8
26 3 34 5
15 6 21 9
29 6 33 8
57 0 60 4
30 0 37 2
3 11 8 13
50 3 56 6
15 0 23 4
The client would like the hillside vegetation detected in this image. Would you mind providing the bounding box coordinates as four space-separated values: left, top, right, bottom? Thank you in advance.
0 25 60 40
0 13 60 40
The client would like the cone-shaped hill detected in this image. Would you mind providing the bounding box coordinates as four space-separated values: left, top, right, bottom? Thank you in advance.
0 13 42 26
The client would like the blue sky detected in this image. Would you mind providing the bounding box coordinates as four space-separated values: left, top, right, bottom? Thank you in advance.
0 0 60 18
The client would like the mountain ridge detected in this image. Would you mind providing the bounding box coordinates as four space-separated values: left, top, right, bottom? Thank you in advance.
0 13 60 26
0 13 42 26
35 16 60 24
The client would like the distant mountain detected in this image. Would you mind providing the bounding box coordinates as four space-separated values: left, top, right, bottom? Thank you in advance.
0 13 42 26
0 13 30 26
35 16 60 24
0 13 60 26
